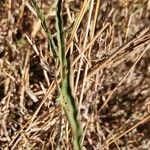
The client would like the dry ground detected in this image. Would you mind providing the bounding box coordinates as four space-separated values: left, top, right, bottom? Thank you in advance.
0 0 150 149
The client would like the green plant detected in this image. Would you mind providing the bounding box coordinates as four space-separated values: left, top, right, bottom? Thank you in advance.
31 0 82 149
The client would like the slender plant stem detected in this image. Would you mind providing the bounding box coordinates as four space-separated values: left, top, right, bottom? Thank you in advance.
31 0 82 149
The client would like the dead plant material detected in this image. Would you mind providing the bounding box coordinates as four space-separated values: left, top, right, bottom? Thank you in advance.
0 0 150 149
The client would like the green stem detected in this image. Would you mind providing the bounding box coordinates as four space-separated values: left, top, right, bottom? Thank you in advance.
31 0 82 149
55 0 82 149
